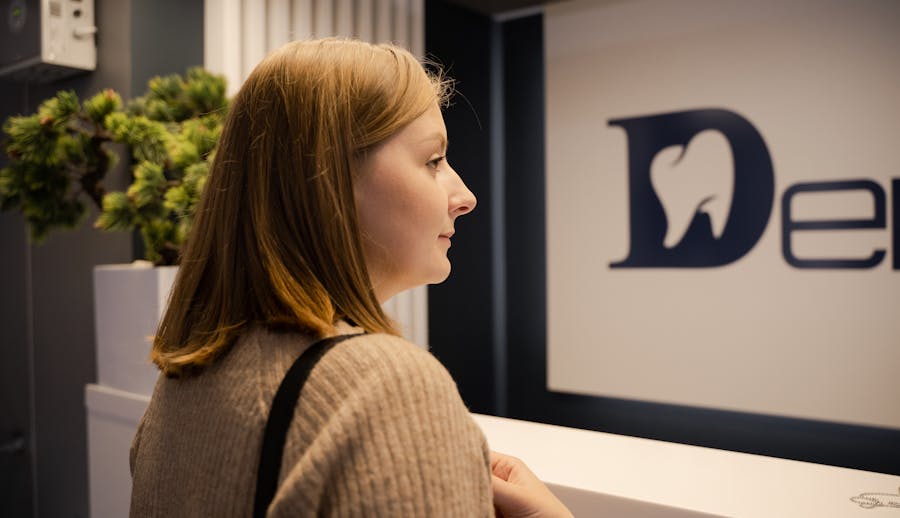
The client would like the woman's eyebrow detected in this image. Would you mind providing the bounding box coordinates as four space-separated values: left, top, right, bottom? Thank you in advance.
420 132 448 149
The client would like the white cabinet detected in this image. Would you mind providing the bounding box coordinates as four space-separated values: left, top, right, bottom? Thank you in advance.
85 384 149 518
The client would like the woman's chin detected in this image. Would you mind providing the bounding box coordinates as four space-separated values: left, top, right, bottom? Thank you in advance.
420 265 452 288
434 261 452 283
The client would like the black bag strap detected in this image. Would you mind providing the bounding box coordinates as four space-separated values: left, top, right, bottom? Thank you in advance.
253 333 363 518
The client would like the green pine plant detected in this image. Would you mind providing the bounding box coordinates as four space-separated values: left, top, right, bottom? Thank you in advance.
0 68 228 265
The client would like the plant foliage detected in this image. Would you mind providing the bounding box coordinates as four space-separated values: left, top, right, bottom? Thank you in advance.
0 68 228 265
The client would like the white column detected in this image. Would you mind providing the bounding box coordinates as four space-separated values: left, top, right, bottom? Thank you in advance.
374 0 392 43
205 0 244 97
291 0 313 40
313 0 334 37
268 0 291 50
392 0 409 49
335 0 353 37
409 0 423 57
409 286 428 348
242 0 267 78
383 286 429 348
355 0 374 40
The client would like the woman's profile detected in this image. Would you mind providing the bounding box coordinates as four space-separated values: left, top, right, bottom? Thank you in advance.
129 38 571 517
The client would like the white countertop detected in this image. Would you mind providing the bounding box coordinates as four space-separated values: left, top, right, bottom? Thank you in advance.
473 413 900 517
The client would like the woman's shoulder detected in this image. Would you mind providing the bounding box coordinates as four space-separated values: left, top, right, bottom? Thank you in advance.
272 332 492 517
324 332 453 384
234 327 463 408
292 331 466 413
334 331 430 357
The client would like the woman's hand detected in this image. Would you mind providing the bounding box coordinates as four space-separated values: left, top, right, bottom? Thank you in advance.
490 451 574 518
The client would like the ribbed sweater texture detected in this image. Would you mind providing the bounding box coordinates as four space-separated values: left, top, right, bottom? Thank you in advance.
129 324 494 517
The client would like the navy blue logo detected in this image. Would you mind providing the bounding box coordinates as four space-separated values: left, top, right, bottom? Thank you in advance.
609 109 775 268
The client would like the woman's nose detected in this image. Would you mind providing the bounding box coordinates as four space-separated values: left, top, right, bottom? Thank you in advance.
446 165 476 217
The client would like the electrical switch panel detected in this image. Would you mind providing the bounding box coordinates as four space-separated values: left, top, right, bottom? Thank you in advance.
1 0 97 82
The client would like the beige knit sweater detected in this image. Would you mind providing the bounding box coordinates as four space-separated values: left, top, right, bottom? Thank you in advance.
129 322 494 517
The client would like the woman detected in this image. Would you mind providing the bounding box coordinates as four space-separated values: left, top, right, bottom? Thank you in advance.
129 39 571 517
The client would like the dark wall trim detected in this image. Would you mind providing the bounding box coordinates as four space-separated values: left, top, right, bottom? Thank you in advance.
426 0 498 414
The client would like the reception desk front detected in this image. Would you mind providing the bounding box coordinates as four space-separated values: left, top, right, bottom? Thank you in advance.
86 384 899 517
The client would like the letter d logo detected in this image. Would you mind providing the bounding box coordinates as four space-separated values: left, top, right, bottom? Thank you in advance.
610 109 775 268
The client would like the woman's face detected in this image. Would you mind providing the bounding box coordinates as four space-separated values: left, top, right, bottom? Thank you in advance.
355 103 476 303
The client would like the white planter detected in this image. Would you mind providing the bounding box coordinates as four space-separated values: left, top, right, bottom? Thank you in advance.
93 262 177 396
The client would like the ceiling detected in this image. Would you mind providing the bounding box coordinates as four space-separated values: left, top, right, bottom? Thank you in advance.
441 0 570 16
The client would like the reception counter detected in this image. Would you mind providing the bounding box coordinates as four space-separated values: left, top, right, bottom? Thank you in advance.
86 384 899 517
472 414 900 517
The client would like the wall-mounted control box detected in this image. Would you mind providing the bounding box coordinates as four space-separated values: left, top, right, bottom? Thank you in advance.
1 0 97 83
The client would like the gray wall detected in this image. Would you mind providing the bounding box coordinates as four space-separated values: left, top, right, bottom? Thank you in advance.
0 1 202 516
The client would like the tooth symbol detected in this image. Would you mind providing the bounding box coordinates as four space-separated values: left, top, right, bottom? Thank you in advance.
650 130 735 249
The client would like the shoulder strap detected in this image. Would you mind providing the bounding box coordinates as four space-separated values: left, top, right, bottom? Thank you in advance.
253 333 363 518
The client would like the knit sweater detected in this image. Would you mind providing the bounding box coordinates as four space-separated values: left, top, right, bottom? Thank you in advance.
129 322 494 517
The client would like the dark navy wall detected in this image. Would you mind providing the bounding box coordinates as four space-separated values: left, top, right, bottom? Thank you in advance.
426 1 499 414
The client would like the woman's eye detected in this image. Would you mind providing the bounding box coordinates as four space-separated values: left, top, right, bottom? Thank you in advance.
427 155 445 170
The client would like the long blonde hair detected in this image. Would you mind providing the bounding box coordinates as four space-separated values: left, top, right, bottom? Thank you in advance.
152 39 451 376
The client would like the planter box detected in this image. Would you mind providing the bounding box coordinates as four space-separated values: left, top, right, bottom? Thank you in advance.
93 263 177 396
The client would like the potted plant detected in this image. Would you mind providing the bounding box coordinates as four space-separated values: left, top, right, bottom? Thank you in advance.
0 68 228 395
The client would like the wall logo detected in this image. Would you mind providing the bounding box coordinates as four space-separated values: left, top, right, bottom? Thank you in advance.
610 108 898 270
609 109 774 268
850 486 900 509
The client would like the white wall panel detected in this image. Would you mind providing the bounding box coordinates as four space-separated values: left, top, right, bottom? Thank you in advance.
410 0 423 58
267 0 291 51
355 0 374 40
242 1 267 78
206 0 244 97
545 0 900 429
313 0 334 37
392 0 409 50
335 0 353 37
291 0 314 41
374 0 392 43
